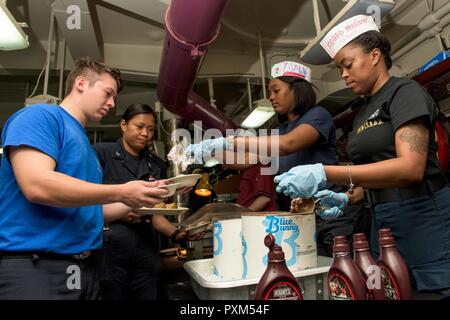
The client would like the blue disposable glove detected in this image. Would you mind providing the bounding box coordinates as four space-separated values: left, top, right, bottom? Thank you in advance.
316 206 343 220
313 189 349 220
274 164 327 198
184 137 231 165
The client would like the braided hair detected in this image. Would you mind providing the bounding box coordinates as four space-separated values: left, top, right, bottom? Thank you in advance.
348 30 392 70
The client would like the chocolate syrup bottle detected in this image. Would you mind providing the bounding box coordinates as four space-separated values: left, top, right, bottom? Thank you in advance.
255 233 303 300
327 236 367 300
378 228 412 300
353 233 385 300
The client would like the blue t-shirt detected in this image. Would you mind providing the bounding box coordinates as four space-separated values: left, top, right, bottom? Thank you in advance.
0 104 103 254
277 106 337 174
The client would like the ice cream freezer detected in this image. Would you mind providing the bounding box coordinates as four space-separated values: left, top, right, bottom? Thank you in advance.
183 256 333 300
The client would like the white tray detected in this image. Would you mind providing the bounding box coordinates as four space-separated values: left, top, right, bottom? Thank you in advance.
133 207 189 216
183 256 332 300
166 174 202 188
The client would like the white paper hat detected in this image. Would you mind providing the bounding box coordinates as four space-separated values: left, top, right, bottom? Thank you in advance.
300 0 394 65
271 61 312 83
320 15 379 59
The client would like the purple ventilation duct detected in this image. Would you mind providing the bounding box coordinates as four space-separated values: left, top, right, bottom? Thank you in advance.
157 0 236 133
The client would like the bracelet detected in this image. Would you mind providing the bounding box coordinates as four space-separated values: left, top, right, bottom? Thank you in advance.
347 164 355 195
170 228 181 243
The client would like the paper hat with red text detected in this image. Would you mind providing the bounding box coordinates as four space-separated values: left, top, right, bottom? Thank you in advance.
320 15 379 59
271 61 312 83
300 0 394 65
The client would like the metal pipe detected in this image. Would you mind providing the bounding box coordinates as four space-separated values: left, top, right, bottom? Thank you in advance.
58 40 66 100
436 33 445 51
312 0 321 35
247 78 252 111
424 0 431 13
24 82 29 101
258 33 267 100
391 26 421 53
301 0 358 60
43 9 55 96
208 78 216 108
417 1 450 31
392 2 450 60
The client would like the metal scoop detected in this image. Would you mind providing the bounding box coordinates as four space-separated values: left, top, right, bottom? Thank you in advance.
290 197 323 214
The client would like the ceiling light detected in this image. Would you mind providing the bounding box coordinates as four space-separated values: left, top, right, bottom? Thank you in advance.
0 0 29 51
240 99 275 129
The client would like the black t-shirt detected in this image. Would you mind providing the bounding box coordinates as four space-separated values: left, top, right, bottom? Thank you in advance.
347 77 440 177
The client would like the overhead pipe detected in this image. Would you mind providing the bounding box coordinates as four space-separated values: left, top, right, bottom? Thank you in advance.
257 33 267 100
58 40 66 100
207 78 217 109
157 0 236 134
247 78 252 111
390 0 427 53
43 8 55 97
392 2 450 60
312 0 322 35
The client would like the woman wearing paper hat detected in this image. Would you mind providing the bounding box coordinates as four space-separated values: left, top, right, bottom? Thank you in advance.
184 61 338 213
183 60 370 256
266 61 339 212
275 15 450 296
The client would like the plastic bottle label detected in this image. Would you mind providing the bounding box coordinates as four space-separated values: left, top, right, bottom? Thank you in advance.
263 281 302 300
380 265 401 300
328 272 356 300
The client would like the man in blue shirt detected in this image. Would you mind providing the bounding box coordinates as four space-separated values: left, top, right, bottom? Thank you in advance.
0 57 168 299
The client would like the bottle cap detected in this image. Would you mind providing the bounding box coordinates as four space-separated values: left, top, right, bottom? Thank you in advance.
353 233 370 251
333 235 350 253
353 233 367 242
265 233 285 261
378 228 396 246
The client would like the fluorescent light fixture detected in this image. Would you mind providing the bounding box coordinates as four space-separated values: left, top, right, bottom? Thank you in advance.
241 99 275 129
0 0 29 51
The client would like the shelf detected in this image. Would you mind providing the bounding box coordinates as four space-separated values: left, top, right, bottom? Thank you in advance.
413 58 450 84
412 56 450 101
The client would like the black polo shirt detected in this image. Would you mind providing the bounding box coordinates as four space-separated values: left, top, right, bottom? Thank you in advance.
93 139 167 184
347 77 441 177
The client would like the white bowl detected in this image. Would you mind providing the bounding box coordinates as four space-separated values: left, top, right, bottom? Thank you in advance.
155 182 182 198
167 174 202 188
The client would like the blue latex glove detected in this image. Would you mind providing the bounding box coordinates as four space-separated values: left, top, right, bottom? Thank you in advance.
184 137 231 164
313 189 349 220
274 163 327 198
316 206 343 220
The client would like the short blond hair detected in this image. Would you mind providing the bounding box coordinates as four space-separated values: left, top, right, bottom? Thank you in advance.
65 56 122 97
